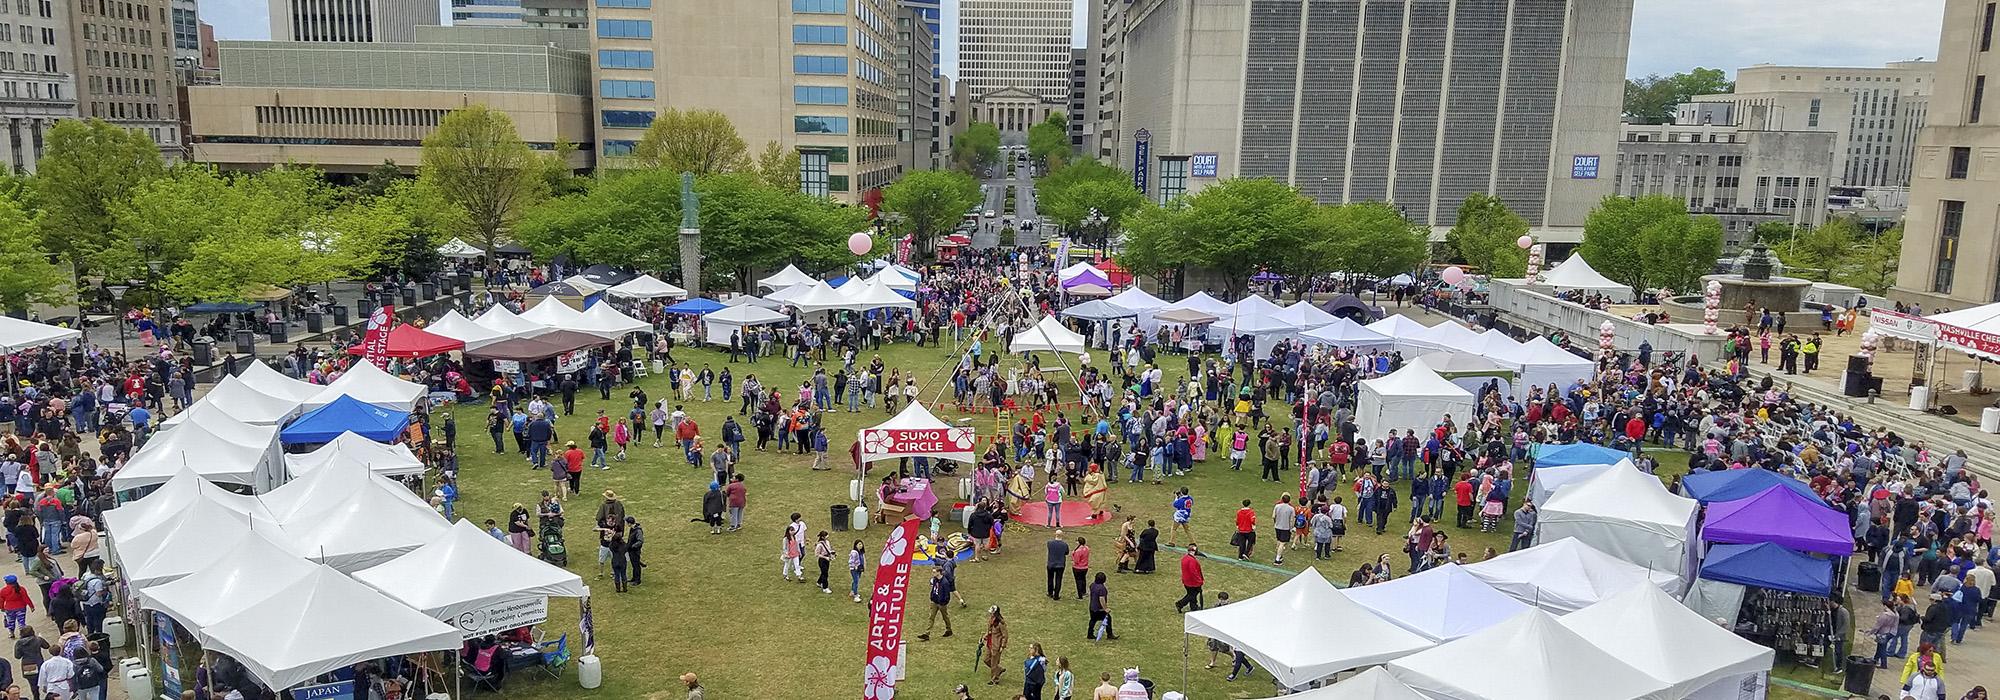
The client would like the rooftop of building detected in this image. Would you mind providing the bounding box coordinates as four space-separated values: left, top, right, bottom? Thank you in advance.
215 33 590 95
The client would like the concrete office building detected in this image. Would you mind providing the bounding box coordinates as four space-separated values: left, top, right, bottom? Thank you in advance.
1694 61 1934 190
591 0 900 203
1615 122 1837 249
1069 47 1093 152
75 0 183 158
957 0 1071 105
895 2 938 171
1113 0 1633 242
188 26 592 174
267 0 438 42
1896 0 2000 306
519 0 584 29
1089 0 1127 161
451 0 524 26
0 0 79 174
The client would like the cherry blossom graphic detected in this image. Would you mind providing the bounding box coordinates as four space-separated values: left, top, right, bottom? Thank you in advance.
863 430 895 455
947 427 975 450
879 525 909 567
862 655 900 700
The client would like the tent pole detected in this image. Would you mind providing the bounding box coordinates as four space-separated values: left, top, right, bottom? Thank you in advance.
1180 632 1188 694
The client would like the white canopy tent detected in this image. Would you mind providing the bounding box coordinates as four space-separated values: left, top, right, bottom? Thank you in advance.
236 360 326 403
1183 568 1432 688
1462 329 1529 365
519 296 589 327
838 274 920 310
1105 287 1168 312
1559 585 1774 700
1246 668 1428 700
139 531 319 631
104 470 268 540
1539 255 1632 302
1354 360 1474 443
275 478 451 572
1929 301 2000 361
1510 336 1597 399
1228 294 1289 320
0 316 81 352
284 431 427 479
305 360 427 411
1009 315 1090 355
758 264 818 290
857 401 977 465
765 282 813 305
1272 301 1339 329
436 238 482 258
606 273 687 300
1161 291 1235 319
1339 563 1531 642
1299 318 1396 351
574 302 652 338
1536 464 1699 589
354 520 588 631
1365 316 1448 354
703 304 789 345
1413 320 1484 351
109 407 285 492
197 566 463 692
1057 262 1108 283
786 280 860 313
424 310 512 349
1386 609 1672 700
261 458 431 521
1527 461 1620 506
114 495 291 588
1461 536 1683 614
473 305 553 339
161 374 301 427
722 295 785 310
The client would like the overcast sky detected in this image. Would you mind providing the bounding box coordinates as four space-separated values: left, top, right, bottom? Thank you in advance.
208 0 1948 81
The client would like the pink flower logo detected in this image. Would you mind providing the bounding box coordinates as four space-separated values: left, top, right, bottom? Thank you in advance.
863 430 895 455
948 427 974 450
879 526 909 567
862 655 900 700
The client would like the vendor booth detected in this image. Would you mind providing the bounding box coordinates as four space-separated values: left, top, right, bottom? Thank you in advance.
1699 486 1854 556
0 315 81 351
1298 318 1395 351
1353 360 1475 442
1364 316 1446 355
606 273 687 300
161 374 302 427
1527 459 1622 506
1559 586 1774 700
275 477 451 571
110 406 286 492
425 310 513 350
354 520 588 635
1416 351 1516 398
1538 255 1633 303
104 470 267 538
1317 293 1373 323
1698 542 1834 597
1386 610 1672 700
1678 468 1819 504
574 302 652 338
196 566 464 692
473 305 554 339
1183 568 1431 689
236 360 325 403
281 395 413 445
758 264 817 290
115 496 291 588
305 360 427 411
1462 536 1683 614
285 431 426 478
1010 315 1090 355
703 304 789 345
1339 563 1529 642
344 322 465 359
1509 337 1596 399
262 458 432 521
140 531 319 632
521 296 589 327
1533 442 1631 467
1535 465 1698 589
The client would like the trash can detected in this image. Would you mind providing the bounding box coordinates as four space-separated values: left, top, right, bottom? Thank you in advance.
104 617 128 648
305 311 324 334
576 654 602 689
400 286 417 306
190 339 213 366
852 504 869 531
421 281 438 301
1842 656 1875 694
331 304 350 327
831 504 850 532
268 319 287 344
233 328 257 355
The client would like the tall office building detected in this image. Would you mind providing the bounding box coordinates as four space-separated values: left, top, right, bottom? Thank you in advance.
1112 0 1632 242
520 0 584 29
1896 0 2000 306
75 0 183 158
1069 47 1093 152
1614 122 1837 248
591 0 901 203
904 0 938 77
0 0 79 173
957 0 1071 104
896 2 938 171
1691 61 1934 189
1090 0 1127 161
266 0 438 42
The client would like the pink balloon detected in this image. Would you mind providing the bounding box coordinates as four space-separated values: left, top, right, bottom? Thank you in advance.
848 232 872 256
1516 235 1534 249
1441 266 1465 285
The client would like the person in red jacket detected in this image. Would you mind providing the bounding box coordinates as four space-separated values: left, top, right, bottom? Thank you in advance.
0 574 33 636
1174 544 1205 613
1232 500 1256 560
1453 474 1476 529
561 441 585 499
1624 415 1647 445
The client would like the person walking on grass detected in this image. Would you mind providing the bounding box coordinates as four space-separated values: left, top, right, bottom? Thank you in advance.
1174 544 1205 613
626 517 645 585
781 512 808 582
1045 531 1069 600
1168 488 1193 547
1271 494 1296 565
982 607 1009 685
814 531 835 593
1087 572 1116 641
1232 500 1256 560
848 540 866 603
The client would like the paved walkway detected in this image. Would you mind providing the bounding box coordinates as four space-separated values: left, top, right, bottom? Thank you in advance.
1843 572 1999 697
0 552 130 700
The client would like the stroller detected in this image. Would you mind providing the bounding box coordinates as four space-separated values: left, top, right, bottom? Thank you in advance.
538 513 568 566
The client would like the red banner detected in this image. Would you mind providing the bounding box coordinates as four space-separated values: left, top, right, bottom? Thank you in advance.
361 305 395 370
862 518 919 700
1941 323 2000 357
857 426 976 465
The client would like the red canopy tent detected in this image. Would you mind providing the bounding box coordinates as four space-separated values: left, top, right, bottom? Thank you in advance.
1094 259 1134 287
345 323 466 359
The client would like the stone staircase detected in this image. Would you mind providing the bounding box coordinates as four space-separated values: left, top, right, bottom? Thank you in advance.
1744 365 2000 481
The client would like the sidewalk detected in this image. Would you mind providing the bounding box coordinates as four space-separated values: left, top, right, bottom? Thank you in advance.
0 552 130 700
1843 574 1999 697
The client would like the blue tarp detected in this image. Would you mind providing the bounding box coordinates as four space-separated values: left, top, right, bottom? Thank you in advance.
826 276 851 287
1679 468 1821 504
663 298 725 315
1699 542 1834 596
184 301 260 314
1532 442 1629 468
280 395 412 444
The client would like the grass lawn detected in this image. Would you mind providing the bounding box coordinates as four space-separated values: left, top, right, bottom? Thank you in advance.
446 339 1828 700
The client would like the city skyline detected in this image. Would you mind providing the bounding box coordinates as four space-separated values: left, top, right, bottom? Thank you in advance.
201 0 1947 82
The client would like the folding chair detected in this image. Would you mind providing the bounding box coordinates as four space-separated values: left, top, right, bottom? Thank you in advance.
538 633 571 678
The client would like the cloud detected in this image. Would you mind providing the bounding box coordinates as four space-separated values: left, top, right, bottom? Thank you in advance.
1629 0 1945 78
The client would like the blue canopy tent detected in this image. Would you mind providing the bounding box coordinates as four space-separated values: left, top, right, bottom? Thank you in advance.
664 298 726 315
1679 468 1820 504
826 276 851 287
1698 542 1834 596
280 394 413 445
1532 442 1630 468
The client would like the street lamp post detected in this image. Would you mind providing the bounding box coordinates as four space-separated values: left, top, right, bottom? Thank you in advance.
106 285 129 357
1084 208 1107 258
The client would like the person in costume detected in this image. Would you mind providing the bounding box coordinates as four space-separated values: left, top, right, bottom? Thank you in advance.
1081 463 1110 519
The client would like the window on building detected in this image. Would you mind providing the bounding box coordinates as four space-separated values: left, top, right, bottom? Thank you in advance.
598 79 654 99
595 18 651 38
602 139 637 157
794 85 848 105
799 150 829 197
1158 156 1188 203
827 175 849 193
795 115 848 134
1973 76 1987 124
791 0 843 13
1951 146 1972 179
792 24 845 44
601 109 654 128
793 55 845 75
596 0 648 6
1984 2 1996 52
1934 199 1964 294
598 49 653 69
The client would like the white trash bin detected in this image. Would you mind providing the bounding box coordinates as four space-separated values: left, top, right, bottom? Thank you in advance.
850 479 864 501
1983 407 2000 434
576 654 603 689
1910 385 1931 411
851 504 869 531
1966 369 1985 392
958 477 973 500
103 615 127 648
120 663 150 700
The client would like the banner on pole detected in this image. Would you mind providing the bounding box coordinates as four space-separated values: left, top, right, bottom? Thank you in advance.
156 612 184 697
361 305 395 369
1868 309 1937 342
862 519 920 700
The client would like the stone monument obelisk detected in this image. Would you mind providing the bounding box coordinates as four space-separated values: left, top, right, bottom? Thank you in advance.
678 172 702 294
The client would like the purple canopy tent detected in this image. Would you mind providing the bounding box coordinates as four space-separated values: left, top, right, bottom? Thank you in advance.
1062 271 1112 289
1700 485 1854 556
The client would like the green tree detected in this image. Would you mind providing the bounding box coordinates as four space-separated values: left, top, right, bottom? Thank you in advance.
139 166 337 302
1325 201 1432 280
350 160 405 200
634 108 750 175
1445 194 1530 277
1752 221 1797 245
33 119 167 275
882 170 981 262
1027 112 1070 169
952 122 1001 173
1036 158 1144 249
1119 178 1319 298
419 105 550 257
0 196 69 313
516 169 684 273
1839 226 1901 294
1580 195 1722 294
317 180 449 281
754 141 802 192
1771 216 1861 281
1624 68 1734 124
